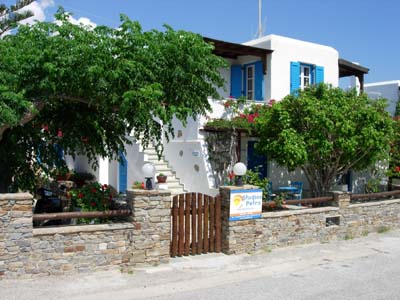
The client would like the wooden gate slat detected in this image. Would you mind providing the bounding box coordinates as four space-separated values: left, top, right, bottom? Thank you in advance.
178 194 185 256
197 193 203 254
184 193 191 256
215 195 221 253
203 195 209 253
209 196 215 252
171 195 179 257
191 193 197 255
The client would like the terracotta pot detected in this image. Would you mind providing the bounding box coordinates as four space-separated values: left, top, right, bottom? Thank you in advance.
157 175 167 183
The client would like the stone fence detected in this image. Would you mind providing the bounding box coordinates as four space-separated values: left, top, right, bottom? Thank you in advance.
0 190 171 279
1 187 400 279
220 186 400 254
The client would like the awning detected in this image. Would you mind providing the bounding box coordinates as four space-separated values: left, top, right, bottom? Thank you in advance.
204 37 273 74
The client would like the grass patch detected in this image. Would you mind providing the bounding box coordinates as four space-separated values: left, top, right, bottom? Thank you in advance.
361 230 369 237
377 226 390 234
344 234 354 240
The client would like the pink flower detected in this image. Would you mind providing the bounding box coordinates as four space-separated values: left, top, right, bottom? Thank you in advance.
57 130 63 137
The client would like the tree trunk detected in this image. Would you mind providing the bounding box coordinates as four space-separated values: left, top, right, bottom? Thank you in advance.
0 160 12 193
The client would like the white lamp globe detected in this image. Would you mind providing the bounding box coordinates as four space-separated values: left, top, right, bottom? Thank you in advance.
233 162 247 176
142 163 155 178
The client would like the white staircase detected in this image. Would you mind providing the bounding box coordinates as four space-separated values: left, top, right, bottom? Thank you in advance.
142 144 187 195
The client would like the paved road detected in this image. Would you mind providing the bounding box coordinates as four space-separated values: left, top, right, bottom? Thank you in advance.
2 230 400 300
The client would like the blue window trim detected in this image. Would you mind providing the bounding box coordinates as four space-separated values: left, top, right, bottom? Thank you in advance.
241 61 264 101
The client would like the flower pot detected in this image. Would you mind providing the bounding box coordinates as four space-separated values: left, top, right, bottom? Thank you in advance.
156 175 167 183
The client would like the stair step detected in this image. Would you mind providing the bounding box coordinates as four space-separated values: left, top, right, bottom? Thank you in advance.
146 154 161 160
152 160 169 165
144 149 157 155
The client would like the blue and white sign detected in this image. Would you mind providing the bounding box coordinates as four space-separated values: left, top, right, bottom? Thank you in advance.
229 189 263 221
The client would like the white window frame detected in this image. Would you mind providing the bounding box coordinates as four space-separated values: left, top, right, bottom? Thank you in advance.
300 65 312 90
246 65 255 100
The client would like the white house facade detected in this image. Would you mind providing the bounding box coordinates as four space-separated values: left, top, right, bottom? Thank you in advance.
68 34 369 196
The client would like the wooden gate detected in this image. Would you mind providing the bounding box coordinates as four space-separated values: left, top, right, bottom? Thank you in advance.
171 193 221 257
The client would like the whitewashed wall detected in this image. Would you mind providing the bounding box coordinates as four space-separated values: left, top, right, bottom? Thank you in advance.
245 34 339 101
365 80 400 116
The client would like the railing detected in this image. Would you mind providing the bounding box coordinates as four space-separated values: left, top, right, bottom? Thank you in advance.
262 196 333 210
351 190 400 202
33 210 131 222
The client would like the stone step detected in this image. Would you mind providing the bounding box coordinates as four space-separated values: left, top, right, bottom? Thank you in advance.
154 170 174 177
152 160 169 166
146 154 161 161
154 165 175 172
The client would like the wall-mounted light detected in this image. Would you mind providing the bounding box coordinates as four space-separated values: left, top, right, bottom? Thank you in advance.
233 162 247 186
142 162 155 190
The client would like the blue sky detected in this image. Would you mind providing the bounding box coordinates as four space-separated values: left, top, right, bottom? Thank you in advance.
5 0 400 83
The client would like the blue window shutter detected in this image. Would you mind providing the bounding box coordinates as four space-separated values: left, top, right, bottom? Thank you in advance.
254 61 264 101
230 64 243 98
290 62 300 94
119 152 128 193
315 66 324 84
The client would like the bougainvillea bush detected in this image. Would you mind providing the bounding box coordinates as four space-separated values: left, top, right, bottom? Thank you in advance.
67 182 113 223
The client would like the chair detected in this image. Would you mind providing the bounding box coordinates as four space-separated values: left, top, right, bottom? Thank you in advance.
267 181 277 201
291 181 303 200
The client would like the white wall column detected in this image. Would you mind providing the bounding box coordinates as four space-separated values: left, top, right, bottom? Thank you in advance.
98 157 109 185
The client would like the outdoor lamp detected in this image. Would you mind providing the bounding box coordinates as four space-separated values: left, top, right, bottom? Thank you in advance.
233 162 247 186
142 162 155 190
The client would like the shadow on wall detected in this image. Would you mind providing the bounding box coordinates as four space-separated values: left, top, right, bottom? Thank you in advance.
268 162 308 190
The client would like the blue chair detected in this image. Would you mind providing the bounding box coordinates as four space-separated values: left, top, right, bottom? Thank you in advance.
291 181 303 200
267 181 277 201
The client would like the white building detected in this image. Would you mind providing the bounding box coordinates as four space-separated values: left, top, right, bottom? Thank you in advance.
364 80 400 116
69 34 369 196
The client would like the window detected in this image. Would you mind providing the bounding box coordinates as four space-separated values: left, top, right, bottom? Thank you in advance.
290 62 324 94
246 65 255 100
230 61 264 101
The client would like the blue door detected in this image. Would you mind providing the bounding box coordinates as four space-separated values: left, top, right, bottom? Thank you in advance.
247 141 267 178
119 152 128 193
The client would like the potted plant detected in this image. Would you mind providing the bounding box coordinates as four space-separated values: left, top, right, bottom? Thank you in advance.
156 173 167 183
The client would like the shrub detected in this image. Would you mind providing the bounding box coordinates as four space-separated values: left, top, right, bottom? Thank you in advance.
68 182 112 223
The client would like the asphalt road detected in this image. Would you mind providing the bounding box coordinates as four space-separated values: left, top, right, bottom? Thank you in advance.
2 230 400 300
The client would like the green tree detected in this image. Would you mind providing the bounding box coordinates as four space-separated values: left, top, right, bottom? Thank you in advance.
255 84 394 197
0 0 34 36
0 10 226 192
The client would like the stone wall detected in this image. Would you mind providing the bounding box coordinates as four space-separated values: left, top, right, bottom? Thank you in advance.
0 189 171 279
220 188 400 254
0 193 33 277
2 188 400 279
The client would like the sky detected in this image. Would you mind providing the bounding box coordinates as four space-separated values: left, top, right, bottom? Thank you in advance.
4 0 400 84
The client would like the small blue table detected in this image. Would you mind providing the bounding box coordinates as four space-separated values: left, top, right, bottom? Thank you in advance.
278 186 298 200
